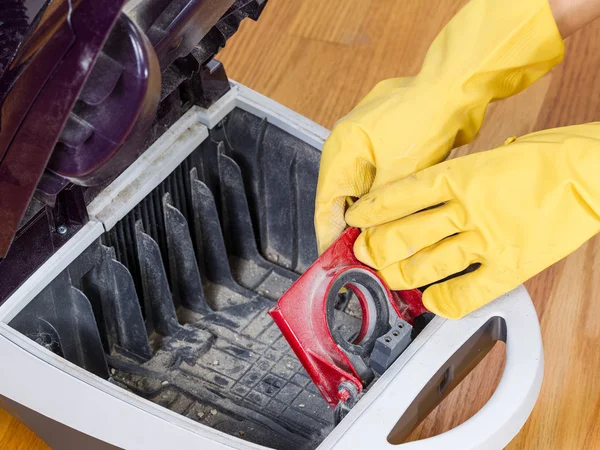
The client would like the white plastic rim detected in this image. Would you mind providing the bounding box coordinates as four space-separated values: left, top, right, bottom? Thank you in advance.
0 285 542 450
0 84 543 450
319 284 543 450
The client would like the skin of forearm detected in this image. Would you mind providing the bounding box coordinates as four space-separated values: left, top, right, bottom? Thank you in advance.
549 0 600 37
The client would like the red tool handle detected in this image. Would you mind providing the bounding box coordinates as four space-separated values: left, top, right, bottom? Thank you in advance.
269 228 428 409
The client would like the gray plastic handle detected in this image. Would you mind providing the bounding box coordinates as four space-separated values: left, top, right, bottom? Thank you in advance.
319 285 543 450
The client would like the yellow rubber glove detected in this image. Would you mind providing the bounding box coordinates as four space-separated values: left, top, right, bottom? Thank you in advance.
346 124 600 319
314 0 564 255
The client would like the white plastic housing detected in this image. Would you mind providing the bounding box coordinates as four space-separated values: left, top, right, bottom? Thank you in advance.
0 83 543 450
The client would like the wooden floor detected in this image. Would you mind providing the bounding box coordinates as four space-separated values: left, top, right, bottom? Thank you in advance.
2 0 600 448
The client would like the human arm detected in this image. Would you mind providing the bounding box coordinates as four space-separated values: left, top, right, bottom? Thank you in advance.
346 124 600 319
315 0 566 254
549 0 600 37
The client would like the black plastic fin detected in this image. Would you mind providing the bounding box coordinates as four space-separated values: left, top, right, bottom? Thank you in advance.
135 221 180 336
291 146 319 273
217 152 298 282
163 193 211 313
259 127 298 269
190 168 236 286
197 139 223 219
59 285 109 378
82 246 152 362
220 111 266 244
218 152 264 262
10 273 109 379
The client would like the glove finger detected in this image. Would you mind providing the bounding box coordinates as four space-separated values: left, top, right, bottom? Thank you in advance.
422 265 507 319
353 201 467 270
377 231 483 289
345 164 453 228
314 123 376 254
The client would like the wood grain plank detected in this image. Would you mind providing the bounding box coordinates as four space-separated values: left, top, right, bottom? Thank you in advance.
220 0 468 127
0 409 11 440
0 409 49 450
405 342 505 442
288 0 373 45
535 20 600 128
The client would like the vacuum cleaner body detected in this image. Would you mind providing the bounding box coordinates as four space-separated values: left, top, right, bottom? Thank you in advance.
0 2 544 449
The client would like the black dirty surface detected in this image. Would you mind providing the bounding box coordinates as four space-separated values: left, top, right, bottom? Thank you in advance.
110 300 360 449
11 109 362 449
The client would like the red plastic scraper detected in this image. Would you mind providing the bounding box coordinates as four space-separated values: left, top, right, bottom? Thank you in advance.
269 227 428 412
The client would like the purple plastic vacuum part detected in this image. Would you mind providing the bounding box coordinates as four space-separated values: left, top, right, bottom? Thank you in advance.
0 0 127 257
47 13 161 185
0 0 269 301
147 0 235 69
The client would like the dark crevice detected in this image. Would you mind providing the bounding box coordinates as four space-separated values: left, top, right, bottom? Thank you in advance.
289 154 299 272
255 118 269 256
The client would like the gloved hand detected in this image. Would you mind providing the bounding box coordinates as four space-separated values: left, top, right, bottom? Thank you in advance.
346 124 600 319
314 0 564 255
